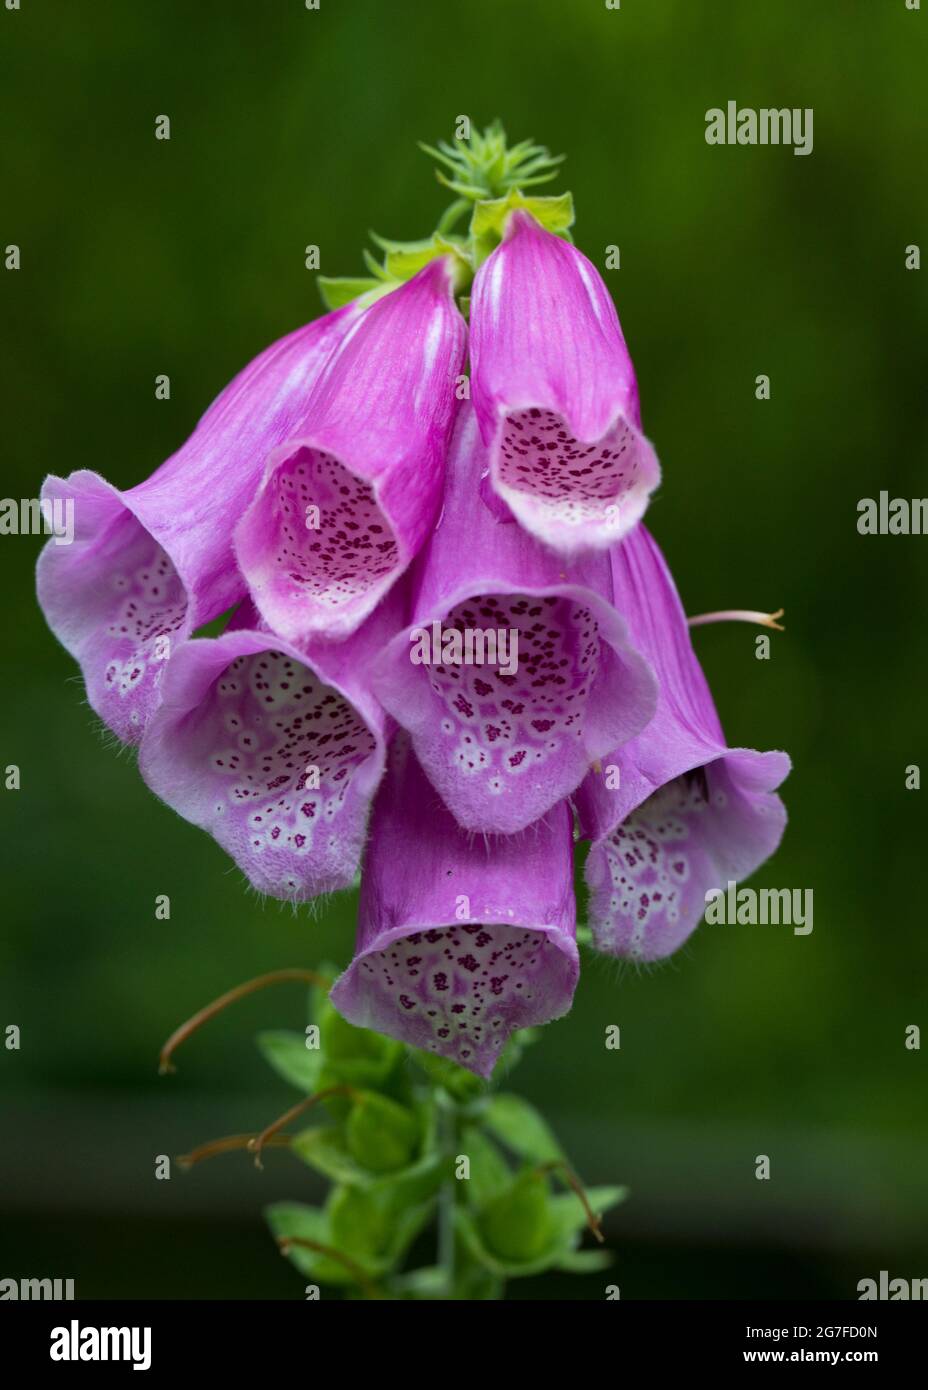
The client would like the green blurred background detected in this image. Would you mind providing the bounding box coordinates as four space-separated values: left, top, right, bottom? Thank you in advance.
1 0 925 1300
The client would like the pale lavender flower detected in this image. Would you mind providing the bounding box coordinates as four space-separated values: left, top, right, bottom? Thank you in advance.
575 526 790 961
330 736 578 1077
37 303 360 743
470 211 660 553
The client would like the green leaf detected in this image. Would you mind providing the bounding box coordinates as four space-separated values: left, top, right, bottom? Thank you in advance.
483 1093 564 1164
256 1029 324 1094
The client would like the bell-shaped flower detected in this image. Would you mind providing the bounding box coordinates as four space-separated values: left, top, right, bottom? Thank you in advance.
235 259 467 644
370 404 657 835
137 591 400 903
575 526 790 961
329 735 578 1078
469 210 660 553
36 303 361 744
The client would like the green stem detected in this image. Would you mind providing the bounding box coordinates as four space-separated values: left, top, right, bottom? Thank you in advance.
438 1098 458 1296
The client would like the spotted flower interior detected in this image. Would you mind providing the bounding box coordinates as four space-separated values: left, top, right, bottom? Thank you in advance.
66 510 190 744
499 406 647 532
166 647 377 900
343 921 575 1077
588 762 747 961
417 592 601 829
267 446 399 613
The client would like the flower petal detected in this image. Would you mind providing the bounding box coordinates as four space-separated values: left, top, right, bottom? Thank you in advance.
470 211 660 553
371 404 657 834
137 592 400 902
576 525 790 960
330 737 578 1078
235 260 467 642
36 305 359 743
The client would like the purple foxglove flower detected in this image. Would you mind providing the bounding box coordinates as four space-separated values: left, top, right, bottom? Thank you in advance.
330 736 578 1078
137 591 400 903
469 210 660 553
36 304 361 744
575 526 790 961
371 403 656 835
234 259 467 643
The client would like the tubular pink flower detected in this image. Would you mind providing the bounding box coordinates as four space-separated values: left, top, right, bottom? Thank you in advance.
330 737 578 1078
370 404 657 836
470 210 660 553
137 591 400 903
575 526 790 961
234 260 467 643
36 304 360 744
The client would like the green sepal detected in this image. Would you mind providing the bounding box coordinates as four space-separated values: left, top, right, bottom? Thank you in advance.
460 1127 512 1208
391 1262 504 1302
345 1091 420 1174
482 1092 564 1164
360 248 393 281
554 1247 615 1274
548 1184 628 1246
268 1188 435 1288
456 1182 626 1280
265 1201 355 1287
256 1028 325 1095
470 189 575 266
316 998 404 1096
291 1099 441 1199
478 1168 554 1263
412 1048 487 1102
316 276 397 311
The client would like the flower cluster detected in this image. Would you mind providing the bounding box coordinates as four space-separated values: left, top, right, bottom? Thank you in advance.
37 127 789 1079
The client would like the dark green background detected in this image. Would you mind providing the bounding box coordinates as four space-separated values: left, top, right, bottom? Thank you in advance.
1 0 925 1300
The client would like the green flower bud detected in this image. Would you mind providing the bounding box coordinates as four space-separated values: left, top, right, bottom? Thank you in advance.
479 1170 554 1263
346 1091 419 1174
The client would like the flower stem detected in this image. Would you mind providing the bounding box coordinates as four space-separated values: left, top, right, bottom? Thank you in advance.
437 1093 460 1297
158 968 328 1075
